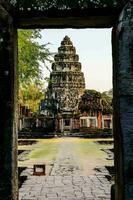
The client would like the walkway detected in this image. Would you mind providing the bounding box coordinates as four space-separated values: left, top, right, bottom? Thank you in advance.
19 138 113 200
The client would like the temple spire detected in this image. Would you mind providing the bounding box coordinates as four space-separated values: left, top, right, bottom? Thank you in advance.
49 35 85 112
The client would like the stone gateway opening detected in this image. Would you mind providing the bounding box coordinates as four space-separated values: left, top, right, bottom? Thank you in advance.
0 1 133 200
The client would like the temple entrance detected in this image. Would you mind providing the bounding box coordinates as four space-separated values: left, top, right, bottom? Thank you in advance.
62 112 73 134
64 119 70 126
64 119 70 131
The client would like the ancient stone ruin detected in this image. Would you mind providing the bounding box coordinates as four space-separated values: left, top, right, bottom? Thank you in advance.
42 36 112 133
0 0 133 199
48 35 85 113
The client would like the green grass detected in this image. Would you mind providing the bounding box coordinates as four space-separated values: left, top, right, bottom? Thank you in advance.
18 137 114 172
18 138 60 167
74 138 113 165
28 140 59 159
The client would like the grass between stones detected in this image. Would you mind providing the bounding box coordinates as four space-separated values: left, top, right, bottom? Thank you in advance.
18 137 114 175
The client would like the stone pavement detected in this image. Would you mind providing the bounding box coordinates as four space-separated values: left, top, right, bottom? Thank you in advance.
19 139 113 200
50 139 82 176
19 174 112 200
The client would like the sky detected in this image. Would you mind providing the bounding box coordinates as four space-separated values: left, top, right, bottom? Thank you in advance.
40 28 112 92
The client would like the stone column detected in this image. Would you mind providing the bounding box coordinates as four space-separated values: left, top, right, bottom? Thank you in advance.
112 1 133 199
61 118 64 132
70 118 73 131
0 4 18 200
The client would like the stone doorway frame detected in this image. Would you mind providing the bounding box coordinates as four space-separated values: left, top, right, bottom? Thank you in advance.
0 1 133 199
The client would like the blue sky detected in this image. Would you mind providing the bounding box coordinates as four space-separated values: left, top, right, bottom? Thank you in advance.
40 28 112 92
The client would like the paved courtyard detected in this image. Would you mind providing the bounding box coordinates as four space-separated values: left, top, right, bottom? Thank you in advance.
19 138 113 200
19 174 111 200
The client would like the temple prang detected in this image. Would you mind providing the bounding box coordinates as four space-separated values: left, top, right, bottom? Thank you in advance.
42 36 112 133
44 36 85 132
49 35 85 110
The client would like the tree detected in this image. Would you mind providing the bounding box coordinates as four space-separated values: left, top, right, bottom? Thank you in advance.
18 29 52 88
78 89 112 114
19 84 45 113
18 29 53 113
101 89 112 104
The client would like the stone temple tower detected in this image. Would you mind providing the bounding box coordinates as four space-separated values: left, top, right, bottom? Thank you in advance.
47 36 85 131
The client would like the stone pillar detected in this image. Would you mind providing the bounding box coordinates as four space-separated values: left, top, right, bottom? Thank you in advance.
70 118 73 131
97 112 102 129
61 118 64 132
112 1 133 199
0 4 18 200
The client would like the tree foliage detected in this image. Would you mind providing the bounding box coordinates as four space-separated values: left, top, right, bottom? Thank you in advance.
79 89 112 114
101 89 112 104
18 29 52 88
18 29 53 113
19 84 45 113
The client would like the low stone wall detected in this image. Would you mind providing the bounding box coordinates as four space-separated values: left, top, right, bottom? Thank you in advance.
80 127 112 133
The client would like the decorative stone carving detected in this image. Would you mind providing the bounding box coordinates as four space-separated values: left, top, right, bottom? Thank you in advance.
47 36 85 113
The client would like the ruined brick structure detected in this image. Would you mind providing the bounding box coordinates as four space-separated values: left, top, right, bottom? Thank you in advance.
78 89 112 131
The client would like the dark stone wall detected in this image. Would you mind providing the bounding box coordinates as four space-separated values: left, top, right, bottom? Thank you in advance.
0 4 18 200
113 0 133 199
12 1 123 28
9 0 123 10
